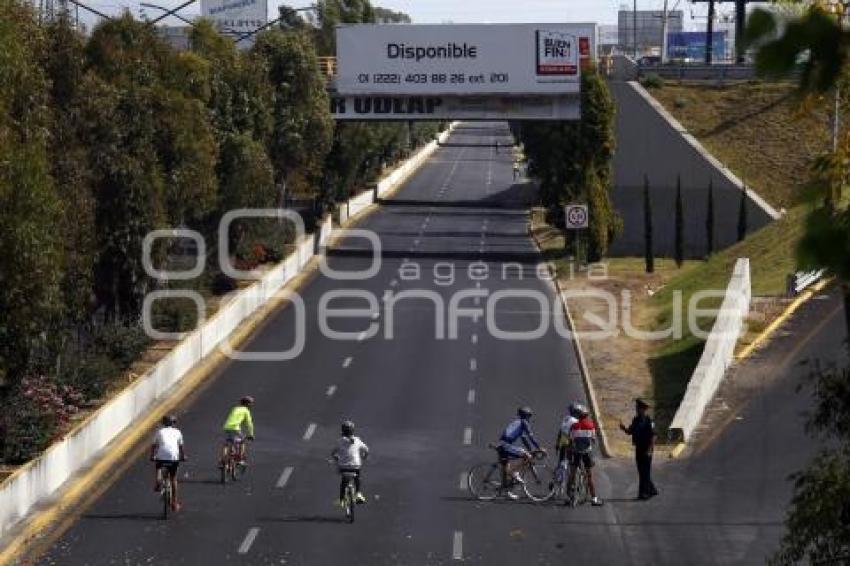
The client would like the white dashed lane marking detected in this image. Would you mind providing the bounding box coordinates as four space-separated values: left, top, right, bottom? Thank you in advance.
342 356 353 368
303 423 317 441
470 358 477 371
452 531 463 560
459 472 467 490
463 427 473 445
467 389 476 404
238 528 260 554
471 333 478 344
276 466 294 489
326 385 337 397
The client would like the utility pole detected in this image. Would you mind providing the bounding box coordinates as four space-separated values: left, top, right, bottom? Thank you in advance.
734 0 746 63
633 0 638 58
661 0 669 64
705 0 716 64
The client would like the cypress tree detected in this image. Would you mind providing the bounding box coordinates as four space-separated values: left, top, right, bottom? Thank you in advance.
706 180 715 257
675 176 684 267
737 183 749 242
643 175 655 274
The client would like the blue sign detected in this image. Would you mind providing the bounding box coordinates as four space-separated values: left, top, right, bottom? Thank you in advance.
667 31 727 61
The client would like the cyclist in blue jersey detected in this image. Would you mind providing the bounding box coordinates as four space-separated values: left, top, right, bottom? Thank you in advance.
497 406 545 499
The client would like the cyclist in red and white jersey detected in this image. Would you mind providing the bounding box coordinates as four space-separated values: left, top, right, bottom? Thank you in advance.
567 404 603 506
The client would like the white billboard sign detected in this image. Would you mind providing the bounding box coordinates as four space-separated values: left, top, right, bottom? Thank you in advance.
330 94 580 121
336 23 597 96
201 0 267 43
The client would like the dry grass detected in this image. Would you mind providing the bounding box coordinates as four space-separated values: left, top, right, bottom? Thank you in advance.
650 80 834 210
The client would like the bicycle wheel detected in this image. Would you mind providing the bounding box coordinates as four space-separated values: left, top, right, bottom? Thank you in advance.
575 465 588 505
345 483 355 523
161 473 170 520
521 463 556 502
467 463 503 501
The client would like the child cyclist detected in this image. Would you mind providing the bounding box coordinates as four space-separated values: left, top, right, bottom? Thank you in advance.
331 420 369 506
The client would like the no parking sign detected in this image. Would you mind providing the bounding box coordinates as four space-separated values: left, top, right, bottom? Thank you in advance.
564 204 589 229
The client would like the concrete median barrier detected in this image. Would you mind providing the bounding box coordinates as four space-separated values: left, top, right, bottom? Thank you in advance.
669 258 752 442
0 122 456 544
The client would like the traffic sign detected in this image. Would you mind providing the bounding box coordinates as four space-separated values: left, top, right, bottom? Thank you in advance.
564 204 588 229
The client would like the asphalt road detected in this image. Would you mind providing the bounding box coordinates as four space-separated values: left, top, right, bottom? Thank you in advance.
31 123 846 565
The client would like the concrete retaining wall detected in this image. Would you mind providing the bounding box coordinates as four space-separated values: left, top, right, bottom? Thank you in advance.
669 258 752 442
609 81 780 258
0 219 323 539
343 122 457 223
0 123 455 541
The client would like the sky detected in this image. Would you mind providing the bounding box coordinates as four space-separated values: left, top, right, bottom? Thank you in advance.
79 0 724 34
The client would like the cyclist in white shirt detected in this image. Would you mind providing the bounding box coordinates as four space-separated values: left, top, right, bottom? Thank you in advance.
150 415 186 512
331 420 369 506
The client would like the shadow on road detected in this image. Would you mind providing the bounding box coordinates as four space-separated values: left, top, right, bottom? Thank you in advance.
82 512 164 521
259 515 349 524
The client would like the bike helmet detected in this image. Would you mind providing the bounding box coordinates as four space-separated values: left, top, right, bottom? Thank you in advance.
517 406 533 419
241 396 255 407
573 403 589 418
162 414 177 427
341 420 355 437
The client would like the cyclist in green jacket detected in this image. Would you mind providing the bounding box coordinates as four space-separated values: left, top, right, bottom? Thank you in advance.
221 396 255 466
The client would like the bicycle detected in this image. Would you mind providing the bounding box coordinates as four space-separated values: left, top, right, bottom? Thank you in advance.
546 458 571 503
566 456 590 507
156 466 175 520
220 437 249 484
339 470 358 523
467 444 553 502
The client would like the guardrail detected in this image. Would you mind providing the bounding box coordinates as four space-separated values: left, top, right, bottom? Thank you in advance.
786 269 827 297
669 258 752 442
640 64 756 81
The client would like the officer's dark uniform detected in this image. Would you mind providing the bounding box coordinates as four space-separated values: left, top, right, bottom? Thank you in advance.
625 408 658 499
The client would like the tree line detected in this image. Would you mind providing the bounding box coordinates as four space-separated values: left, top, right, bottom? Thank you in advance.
513 70 621 262
0 0 440 463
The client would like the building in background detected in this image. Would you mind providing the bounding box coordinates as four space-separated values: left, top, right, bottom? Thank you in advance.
618 9 683 56
598 24 619 54
666 31 727 62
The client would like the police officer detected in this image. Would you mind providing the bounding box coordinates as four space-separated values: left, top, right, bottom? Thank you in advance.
619 399 658 500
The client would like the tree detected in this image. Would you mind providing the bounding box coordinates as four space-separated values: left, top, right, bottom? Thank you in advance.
747 3 850 337
675 176 685 267
770 363 850 565
738 184 749 242
515 67 621 260
253 29 333 198
0 0 64 381
644 175 655 274
43 15 97 324
706 180 716 257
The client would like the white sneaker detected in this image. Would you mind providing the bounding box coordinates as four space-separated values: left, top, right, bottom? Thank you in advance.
591 496 603 506
505 491 519 501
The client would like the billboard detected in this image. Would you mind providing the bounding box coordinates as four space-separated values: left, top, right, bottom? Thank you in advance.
329 94 580 121
201 0 267 44
667 31 727 61
335 23 596 96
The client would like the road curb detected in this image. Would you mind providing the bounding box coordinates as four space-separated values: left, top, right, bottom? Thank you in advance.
0 261 321 565
0 126 457 565
736 279 831 362
529 224 612 458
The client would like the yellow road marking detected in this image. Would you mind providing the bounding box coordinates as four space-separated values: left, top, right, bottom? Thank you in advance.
736 279 831 361
0 262 319 566
669 443 686 459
